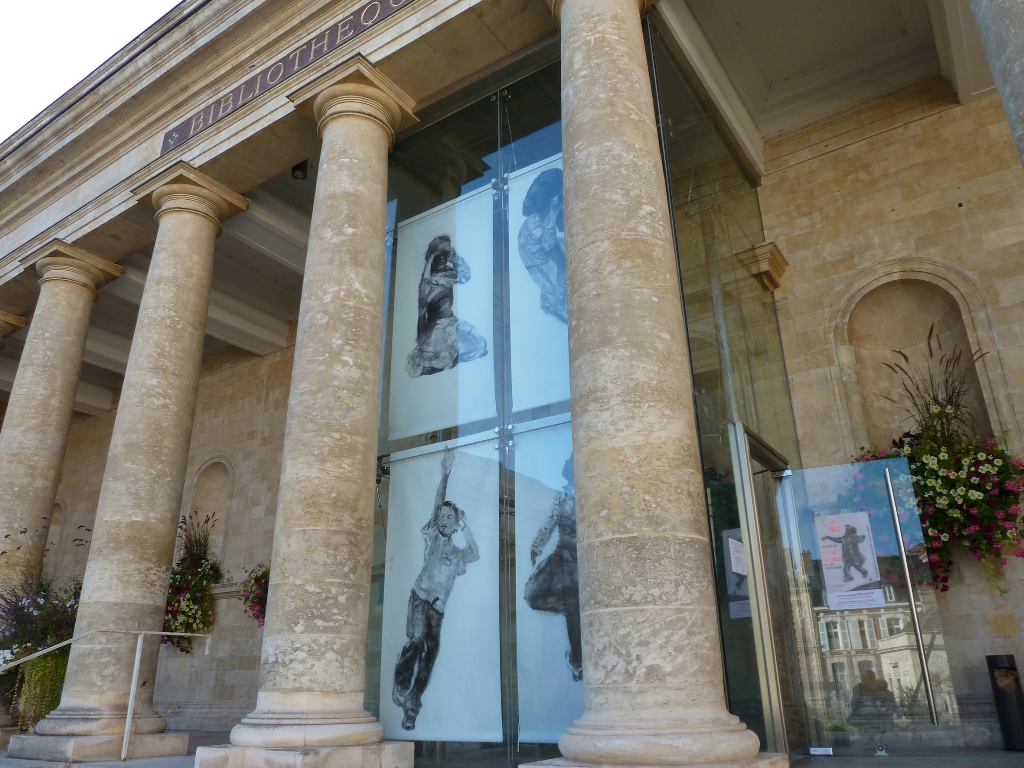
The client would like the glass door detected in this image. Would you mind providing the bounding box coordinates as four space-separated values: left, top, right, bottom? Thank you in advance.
774 459 965 755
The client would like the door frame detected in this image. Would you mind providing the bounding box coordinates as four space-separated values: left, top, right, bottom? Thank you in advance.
728 422 790 754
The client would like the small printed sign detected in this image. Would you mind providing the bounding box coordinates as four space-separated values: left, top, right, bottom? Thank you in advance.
815 511 885 610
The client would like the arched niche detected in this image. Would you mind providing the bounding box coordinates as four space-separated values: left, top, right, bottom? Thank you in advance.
847 279 993 449
184 459 233 562
824 257 1021 459
40 500 66 582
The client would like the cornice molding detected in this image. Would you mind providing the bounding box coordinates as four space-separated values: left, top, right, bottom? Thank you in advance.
0 0 470 285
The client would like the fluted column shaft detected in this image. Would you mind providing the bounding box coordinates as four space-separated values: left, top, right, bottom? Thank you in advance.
35 184 230 737
0 252 117 594
969 0 1024 170
230 83 399 749
553 0 761 764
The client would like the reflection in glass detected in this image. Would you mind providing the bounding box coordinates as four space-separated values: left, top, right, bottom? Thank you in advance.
513 420 584 744
777 458 964 754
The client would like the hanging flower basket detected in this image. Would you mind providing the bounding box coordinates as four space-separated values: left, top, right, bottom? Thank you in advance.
240 564 270 628
163 511 222 653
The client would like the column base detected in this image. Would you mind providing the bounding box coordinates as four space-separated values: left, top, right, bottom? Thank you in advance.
521 754 788 768
7 732 189 762
195 742 413 768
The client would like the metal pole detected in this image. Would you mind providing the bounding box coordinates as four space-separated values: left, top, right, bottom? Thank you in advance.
884 467 938 725
121 634 145 761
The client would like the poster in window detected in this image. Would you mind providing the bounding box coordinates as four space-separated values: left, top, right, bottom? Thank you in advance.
514 420 584 743
388 188 496 440
814 511 885 610
508 156 571 415
379 438 502 741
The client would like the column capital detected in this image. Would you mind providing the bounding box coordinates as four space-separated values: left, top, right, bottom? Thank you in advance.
549 0 657 25
290 55 417 147
133 161 249 233
0 309 27 350
314 83 402 146
30 241 123 299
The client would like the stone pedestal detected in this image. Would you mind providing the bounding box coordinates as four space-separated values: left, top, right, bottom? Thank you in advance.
8 732 189 761
526 757 788 768
12 167 247 762
0 243 120 594
196 741 413 768
541 0 777 766
225 71 413 768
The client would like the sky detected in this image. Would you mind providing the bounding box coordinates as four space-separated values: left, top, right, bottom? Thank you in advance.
0 1 185 143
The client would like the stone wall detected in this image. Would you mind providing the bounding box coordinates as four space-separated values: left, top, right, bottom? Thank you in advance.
49 343 294 732
760 76 1024 746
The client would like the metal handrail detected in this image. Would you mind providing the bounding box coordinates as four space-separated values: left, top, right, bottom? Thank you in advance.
0 628 211 760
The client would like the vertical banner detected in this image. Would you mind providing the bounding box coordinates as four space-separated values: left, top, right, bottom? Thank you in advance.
379 439 503 741
513 421 584 743
508 156 571 414
814 511 885 610
389 188 497 440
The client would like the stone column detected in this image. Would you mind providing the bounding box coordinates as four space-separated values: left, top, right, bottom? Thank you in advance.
204 80 411 768
969 0 1024 170
542 0 778 766
11 170 246 763
0 245 120 594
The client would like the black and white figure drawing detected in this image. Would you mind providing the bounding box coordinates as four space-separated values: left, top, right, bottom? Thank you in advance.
392 447 480 730
406 235 489 378
388 189 497 440
815 511 884 610
508 158 571 415
514 421 583 743
523 454 581 681
517 168 567 324
380 440 502 741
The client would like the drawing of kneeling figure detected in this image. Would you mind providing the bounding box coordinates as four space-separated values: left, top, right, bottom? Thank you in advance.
406 235 488 378
392 446 480 730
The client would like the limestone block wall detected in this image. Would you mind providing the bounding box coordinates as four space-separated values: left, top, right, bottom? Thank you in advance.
760 76 1024 746
48 343 294 732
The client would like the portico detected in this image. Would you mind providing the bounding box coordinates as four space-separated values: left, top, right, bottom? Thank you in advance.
3 0 1024 765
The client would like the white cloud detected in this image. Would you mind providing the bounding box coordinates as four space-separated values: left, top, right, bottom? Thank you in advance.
0 1 184 143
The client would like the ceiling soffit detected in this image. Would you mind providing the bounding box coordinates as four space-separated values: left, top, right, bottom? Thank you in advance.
683 0 943 137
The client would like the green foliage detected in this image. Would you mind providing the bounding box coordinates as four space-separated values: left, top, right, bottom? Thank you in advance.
14 648 68 730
